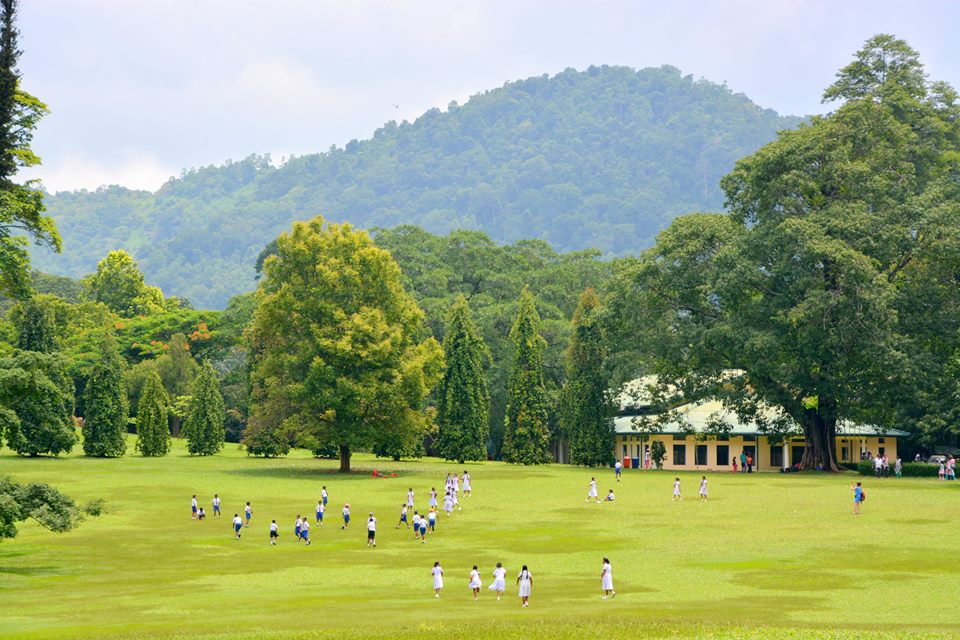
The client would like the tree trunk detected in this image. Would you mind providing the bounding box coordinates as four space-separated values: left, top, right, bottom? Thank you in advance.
339 445 351 473
800 408 840 472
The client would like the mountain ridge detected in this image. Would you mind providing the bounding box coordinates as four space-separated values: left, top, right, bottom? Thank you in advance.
32 64 803 308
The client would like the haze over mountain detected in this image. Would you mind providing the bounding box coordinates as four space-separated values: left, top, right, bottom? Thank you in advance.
32 65 801 309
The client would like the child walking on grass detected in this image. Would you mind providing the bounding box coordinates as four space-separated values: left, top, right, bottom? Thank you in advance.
432 562 444 598
673 477 681 501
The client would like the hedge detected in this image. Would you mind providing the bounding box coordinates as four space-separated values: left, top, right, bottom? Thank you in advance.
856 460 940 477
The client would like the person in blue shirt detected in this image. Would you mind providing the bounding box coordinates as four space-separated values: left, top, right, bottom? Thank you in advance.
851 481 863 515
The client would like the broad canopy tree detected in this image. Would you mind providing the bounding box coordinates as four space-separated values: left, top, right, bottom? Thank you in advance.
610 35 960 470
247 216 443 472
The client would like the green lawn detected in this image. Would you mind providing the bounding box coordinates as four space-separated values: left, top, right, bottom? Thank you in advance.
1 437 957 640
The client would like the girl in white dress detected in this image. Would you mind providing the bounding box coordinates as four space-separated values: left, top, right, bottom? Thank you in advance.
407 488 415 509
443 491 454 516
517 565 533 607
429 488 438 509
462 471 472 497
699 475 708 501
673 477 681 501
600 558 615 599
586 477 599 503
432 561 444 598
488 562 506 600
469 565 482 600
453 488 461 511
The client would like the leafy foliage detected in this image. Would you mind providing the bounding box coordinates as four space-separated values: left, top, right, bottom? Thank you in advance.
81 335 128 457
0 349 75 456
0 0 59 301
10 294 54 352
608 35 960 470
81 250 169 317
182 361 225 456
503 287 551 464
435 296 490 462
0 476 85 540
650 440 666 469
33 66 800 309
135 367 169 457
562 289 614 466
246 217 443 470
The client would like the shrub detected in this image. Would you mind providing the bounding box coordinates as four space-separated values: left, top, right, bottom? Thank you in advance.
856 461 939 477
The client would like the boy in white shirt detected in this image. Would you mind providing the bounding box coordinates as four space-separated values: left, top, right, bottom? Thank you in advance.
212 494 221 518
269 520 278 545
367 513 377 547
301 518 311 545
232 514 243 539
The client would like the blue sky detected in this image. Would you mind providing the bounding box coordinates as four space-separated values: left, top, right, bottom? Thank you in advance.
18 0 960 192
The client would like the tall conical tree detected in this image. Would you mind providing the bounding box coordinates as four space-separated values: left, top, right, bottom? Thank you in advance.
135 367 170 457
82 335 129 457
436 296 490 463
182 361 225 456
11 296 55 353
562 288 615 466
503 287 551 464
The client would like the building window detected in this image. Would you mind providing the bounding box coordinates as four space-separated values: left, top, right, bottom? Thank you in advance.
770 446 783 468
879 447 885 457
695 444 708 466
841 446 848 462
673 444 687 465
878 437 885 443
716 445 729 466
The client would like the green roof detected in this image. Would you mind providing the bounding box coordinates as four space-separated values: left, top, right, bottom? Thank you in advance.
614 399 909 438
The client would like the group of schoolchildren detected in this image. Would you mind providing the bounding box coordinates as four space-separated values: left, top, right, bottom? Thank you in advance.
430 558 615 605
191 471 475 548
937 456 956 481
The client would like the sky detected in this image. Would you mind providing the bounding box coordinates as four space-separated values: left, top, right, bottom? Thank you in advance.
17 0 960 193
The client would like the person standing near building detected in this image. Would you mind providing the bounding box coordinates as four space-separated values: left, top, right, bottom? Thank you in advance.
894 456 902 478
746 453 753 473
432 562 444 598
874 455 883 479
673 477 681 501
614 460 622 482
851 481 863 515
600 558 615 599
517 565 533 607
739 450 747 473
469 565 482 600
586 477 600 503
699 475 708 501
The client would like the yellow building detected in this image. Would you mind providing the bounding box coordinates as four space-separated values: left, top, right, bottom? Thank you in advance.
614 399 906 472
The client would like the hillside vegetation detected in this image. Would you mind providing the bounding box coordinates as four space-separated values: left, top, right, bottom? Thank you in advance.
33 66 800 308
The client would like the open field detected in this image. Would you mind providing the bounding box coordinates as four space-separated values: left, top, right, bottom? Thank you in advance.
1 437 958 640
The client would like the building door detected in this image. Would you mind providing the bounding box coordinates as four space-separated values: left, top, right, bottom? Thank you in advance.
716 445 729 466
791 446 805 467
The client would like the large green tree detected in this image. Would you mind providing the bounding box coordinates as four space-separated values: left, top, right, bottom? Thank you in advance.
502 287 551 464
181 361 225 456
0 0 58 300
562 288 614 466
609 35 960 470
153 332 199 436
247 216 443 471
135 367 169 457
81 335 128 457
0 350 75 456
82 250 166 317
435 295 490 463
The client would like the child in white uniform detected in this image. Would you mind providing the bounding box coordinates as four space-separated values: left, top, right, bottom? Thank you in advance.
407 488 415 509
301 518 311 545
601 558 615 598
429 488 438 509
269 519 278 545
432 562 444 598
412 512 421 541
367 513 376 547
469 565 482 600
517 565 533 607
232 514 243 539
462 471 472 497
443 491 454 516
489 562 506 600
397 504 409 529
699 475 708 501
212 494 221 518
673 477 681 501
586 478 599 503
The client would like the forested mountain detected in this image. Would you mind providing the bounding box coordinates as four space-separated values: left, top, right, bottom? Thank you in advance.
33 65 801 308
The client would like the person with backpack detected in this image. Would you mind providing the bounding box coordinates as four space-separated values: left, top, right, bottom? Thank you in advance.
851 481 864 515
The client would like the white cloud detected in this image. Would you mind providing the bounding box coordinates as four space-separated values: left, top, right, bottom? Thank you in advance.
22 153 178 193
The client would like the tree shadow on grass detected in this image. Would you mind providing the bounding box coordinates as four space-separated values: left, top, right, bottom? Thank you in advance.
0 565 62 577
224 465 432 480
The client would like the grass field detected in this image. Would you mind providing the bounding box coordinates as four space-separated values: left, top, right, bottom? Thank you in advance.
1 437 958 640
